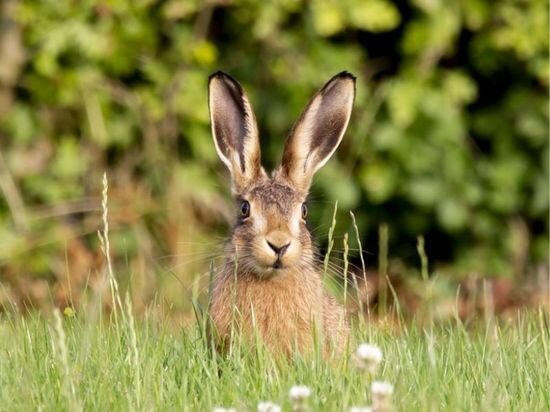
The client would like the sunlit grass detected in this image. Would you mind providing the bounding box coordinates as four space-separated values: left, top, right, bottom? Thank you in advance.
0 309 548 411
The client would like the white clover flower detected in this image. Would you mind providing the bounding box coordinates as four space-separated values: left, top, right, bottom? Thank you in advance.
289 385 311 402
213 408 236 412
257 401 281 412
354 343 383 373
371 381 393 398
356 343 383 364
349 407 372 412
371 380 394 410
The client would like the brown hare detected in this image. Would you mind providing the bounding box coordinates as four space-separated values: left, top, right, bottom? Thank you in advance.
208 71 355 357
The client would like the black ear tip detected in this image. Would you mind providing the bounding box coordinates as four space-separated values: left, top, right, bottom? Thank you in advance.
209 71 244 93
209 70 240 84
209 70 229 82
320 71 356 95
334 71 356 81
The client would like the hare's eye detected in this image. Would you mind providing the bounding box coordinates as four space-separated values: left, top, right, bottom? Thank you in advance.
301 203 308 219
240 200 250 218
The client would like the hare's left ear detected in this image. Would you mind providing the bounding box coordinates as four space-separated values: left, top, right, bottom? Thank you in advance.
209 71 264 192
280 72 355 191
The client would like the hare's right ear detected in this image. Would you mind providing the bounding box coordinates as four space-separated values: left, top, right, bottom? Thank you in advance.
209 71 263 192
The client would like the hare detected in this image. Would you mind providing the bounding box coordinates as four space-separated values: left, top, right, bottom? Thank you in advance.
208 71 355 356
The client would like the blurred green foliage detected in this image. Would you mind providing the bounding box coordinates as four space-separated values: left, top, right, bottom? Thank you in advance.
0 0 548 309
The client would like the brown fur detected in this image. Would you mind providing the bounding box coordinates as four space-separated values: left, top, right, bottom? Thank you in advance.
208 71 355 357
210 260 348 356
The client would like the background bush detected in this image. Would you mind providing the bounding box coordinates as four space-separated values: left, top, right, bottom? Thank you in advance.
0 0 547 313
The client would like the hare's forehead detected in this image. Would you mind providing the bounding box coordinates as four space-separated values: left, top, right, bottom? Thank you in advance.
247 183 301 213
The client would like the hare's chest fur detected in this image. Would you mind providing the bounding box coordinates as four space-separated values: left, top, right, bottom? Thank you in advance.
210 267 330 354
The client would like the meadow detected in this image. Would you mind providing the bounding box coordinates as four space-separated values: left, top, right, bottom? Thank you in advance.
1 180 548 412
1 306 548 411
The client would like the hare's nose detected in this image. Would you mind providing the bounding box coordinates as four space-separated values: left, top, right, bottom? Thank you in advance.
266 240 290 257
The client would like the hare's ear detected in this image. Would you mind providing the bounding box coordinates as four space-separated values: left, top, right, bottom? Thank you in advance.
209 71 263 191
280 72 355 191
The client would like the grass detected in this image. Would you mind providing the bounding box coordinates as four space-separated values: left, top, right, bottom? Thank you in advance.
0 308 548 411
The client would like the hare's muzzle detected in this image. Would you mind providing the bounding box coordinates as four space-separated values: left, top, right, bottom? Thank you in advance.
266 240 291 269
249 229 299 273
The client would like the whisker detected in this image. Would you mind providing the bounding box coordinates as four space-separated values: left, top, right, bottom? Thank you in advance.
156 249 225 259
158 255 226 274
175 238 227 246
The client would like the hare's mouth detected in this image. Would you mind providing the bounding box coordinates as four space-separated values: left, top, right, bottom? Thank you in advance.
256 266 287 279
250 258 293 278
256 260 286 272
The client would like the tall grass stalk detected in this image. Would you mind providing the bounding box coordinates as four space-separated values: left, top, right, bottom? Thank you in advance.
416 236 432 325
416 236 429 283
415 235 437 411
229 250 240 356
323 201 338 279
378 224 389 315
51 309 81 412
97 173 142 407
125 292 142 408
97 172 123 320
350 211 370 333
343 232 349 305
